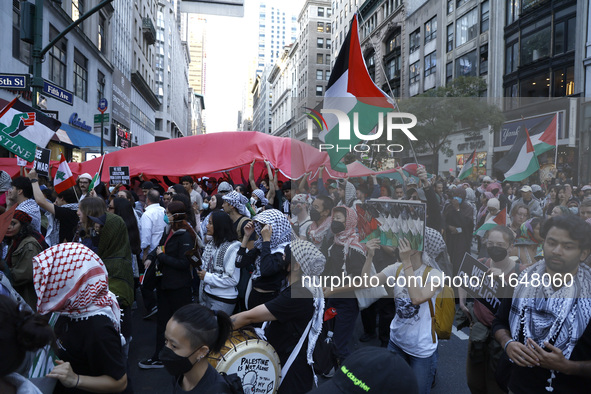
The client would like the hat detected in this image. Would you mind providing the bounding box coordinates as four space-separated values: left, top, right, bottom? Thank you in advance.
87 214 107 226
482 176 493 182
520 185 532 192
416 188 427 202
531 184 542 193
308 347 418 394
327 181 338 189
582 185 591 191
78 173 92 181
487 198 500 210
141 181 154 190
217 181 233 193
13 210 32 224
291 194 309 205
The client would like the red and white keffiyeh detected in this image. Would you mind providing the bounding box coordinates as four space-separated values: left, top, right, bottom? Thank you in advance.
33 242 121 332
332 206 365 257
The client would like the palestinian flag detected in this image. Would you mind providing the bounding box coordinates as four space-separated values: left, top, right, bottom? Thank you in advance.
528 114 557 156
474 207 506 237
320 14 395 172
54 153 76 194
89 154 106 191
0 98 60 162
494 125 539 182
458 149 476 180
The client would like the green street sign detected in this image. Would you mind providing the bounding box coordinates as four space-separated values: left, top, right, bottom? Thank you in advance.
94 113 109 123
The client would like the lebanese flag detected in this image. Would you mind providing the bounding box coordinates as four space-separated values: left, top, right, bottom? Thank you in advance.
474 207 506 237
458 149 476 180
494 125 540 182
54 153 76 194
529 114 557 156
320 14 394 172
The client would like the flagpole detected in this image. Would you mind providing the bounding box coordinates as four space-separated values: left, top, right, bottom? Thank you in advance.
0 94 21 119
355 13 422 168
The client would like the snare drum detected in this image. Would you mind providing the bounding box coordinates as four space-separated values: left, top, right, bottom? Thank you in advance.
208 329 281 394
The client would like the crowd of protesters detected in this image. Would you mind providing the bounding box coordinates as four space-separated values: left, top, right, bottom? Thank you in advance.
1 162 591 394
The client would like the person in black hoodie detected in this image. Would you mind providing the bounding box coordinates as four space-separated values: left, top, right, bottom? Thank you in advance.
138 200 195 369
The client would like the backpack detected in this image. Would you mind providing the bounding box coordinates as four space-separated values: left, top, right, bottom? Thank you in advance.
395 265 455 341
312 307 339 374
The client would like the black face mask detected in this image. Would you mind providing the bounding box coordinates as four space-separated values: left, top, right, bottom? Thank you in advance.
291 205 302 216
159 346 200 377
487 246 508 262
331 220 346 234
309 208 321 222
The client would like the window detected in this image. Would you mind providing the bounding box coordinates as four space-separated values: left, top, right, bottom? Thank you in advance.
552 66 575 97
456 50 477 77
326 23 331 33
457 0 469 8
317 22 324 32
447 24 454 52
317 70 323 80
12 2 31 64
424 52 436 76
48 26 67 88
520 26 551 66
447 0 453 14
480 44 488 75
98 14 106 53
97 70 105 105
446 62 453 84
505 42 518 73
365 51 375 81
316 85 323 96
520 73 549 98
425 17 437 43
326 55 331 64
325 70 331 81
481 1 489 33
327 8 332 17
409 61 420 84
386 56 400 80
318 7 324 17
72 0 84 21
317 38 324 48
73 49 88 101
409 29 420 53
317 53 324 64
554 17 575 55
506 0 520 25
326 39 332 49
387 32 401 53
456 8 478 47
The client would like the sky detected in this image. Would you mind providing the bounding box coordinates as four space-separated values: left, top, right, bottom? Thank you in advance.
203 0 305 133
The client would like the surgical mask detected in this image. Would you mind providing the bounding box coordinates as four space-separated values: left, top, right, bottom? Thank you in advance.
453 196 463 204
569 207 578 215
487 246 508 262
309 208 321 222
331 220 346 234
163 214 169 224
202 203 209 210
159 346 200 376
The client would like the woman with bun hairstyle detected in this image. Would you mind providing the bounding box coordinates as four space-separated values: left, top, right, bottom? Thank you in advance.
161 303 233 393
0 295 54 394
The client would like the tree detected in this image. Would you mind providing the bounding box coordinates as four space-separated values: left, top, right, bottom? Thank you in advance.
395 76 504 174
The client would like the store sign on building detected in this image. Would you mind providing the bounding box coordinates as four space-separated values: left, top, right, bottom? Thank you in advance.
117 124 131 149
500 112 563 147
112 69 131 125
69 113 92 132
457 135 485 151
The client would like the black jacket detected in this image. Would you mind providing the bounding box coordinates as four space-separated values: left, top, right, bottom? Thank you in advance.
149 229 193 290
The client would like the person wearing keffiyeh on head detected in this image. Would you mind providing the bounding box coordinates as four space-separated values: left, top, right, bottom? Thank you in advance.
33 243 128 393
222 190 251 218
0 210 48 311
251 189 269 214
0 170 11 210
232 239 326 394
290 193 312 239
235 209 291 309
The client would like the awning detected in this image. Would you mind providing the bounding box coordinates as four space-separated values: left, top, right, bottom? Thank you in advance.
58 124 108 148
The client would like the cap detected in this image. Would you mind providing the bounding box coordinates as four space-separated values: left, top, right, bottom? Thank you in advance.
88 214 107 226
327 181 338 189
142 181 154 190
308 347 418 394
531 184 542 193
217 181 233 193
78 173 92 181
520 185 532 192
482 176 493 182
582 185 591 191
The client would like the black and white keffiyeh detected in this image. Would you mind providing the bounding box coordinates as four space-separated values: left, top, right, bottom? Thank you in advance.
222 191 250 217
251 209 292 280
252 189 269 206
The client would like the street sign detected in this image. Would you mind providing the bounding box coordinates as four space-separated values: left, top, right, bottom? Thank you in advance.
0 73 29 90
42 80 73 105
98 98 108 113
94 113 110 123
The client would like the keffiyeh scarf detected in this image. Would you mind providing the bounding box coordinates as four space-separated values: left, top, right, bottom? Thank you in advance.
223 191 250 217
252 189 269 206
33 242 121 332
251 209 292 280
332 206 365 257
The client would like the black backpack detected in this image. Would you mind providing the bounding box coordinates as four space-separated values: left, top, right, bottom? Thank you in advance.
312 307 339 375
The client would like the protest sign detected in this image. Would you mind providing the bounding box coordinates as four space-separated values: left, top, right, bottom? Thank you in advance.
457 253 509 313
109 166 130 185
33 147 50 177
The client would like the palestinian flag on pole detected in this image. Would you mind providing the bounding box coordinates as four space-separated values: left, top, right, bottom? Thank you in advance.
54 153 76 194
89 154 106 191
474 207 506 237
458 149 476 180
0 98 60 162
528 114 558 156
320 14 395 172
494 125 540 182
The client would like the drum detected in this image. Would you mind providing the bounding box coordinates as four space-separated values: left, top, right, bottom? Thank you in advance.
208 329 281 394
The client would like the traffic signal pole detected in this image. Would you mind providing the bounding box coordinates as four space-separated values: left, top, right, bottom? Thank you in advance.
31 0 114 109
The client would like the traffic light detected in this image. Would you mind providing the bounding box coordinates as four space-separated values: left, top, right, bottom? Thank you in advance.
20 2 36 44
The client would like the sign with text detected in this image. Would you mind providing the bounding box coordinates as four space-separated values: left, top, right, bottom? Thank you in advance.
112 69 131 124
42 80 73 105
34 147 51 177
457 253 507 313
0 73 29 90
109 166 130 185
